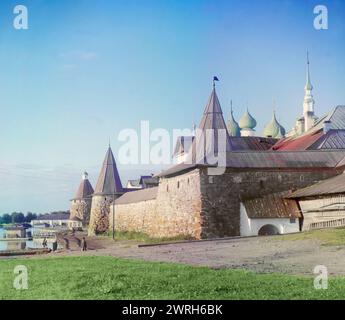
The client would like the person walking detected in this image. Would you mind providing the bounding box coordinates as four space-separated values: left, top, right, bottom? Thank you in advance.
42 237 48 249
81 237 87 251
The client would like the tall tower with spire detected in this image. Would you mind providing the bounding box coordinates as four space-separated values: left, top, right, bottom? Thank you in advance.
70 172 94 225
88 146 124 236
289 52 318 136
303 51 317 131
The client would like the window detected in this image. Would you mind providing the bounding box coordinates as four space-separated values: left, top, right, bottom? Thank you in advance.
290 218 296 224
177 181 180 189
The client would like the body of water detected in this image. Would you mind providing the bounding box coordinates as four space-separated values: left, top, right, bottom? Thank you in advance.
0 227 59 251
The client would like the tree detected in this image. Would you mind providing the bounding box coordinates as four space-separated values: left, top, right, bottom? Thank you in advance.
0 213 11 224
25 212 37 223
11 212 25 223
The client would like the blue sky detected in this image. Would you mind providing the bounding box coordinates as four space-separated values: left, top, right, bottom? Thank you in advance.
0 0 344 213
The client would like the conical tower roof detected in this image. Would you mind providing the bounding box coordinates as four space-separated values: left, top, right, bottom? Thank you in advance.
196 86 232 156
73 172 94 200
227 102 241 137
185 84 232 165
199 87 227 128
239 109 257 130
94 147 123 195
263 111 286 138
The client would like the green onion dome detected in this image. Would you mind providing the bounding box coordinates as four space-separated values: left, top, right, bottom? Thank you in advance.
239 109 257 130
263 112 286 138
227 111 241 137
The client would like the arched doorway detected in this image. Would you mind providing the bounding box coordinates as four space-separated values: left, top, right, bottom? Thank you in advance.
258 224 280 236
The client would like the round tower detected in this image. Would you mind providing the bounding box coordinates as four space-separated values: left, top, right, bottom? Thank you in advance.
88 146 124 236
70 172 94 226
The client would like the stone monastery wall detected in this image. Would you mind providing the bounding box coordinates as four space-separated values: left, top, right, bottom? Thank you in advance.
110 167 340 239
110 169 202 238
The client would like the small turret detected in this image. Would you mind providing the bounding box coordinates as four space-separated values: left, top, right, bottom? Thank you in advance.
70 171 94 226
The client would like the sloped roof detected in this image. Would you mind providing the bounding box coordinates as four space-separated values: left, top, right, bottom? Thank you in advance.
94 147 123 195
72 178 94 200
157 150 345 177
173 136 195 156
271 131 324 151
272 106 345 151
272 129 345 151
243 192 301 219
287 172 345 199
127 176 159 188
127 179 141 188
141 176 159 187
35 213 70 221
229 137 277 151
115 187 158 205
308 130 345 149
222 150 345 168
194 87 232 160
311 106 345 132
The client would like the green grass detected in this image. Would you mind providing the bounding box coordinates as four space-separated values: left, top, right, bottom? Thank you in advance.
274 227 345 246
105 230 194 244
1 256 345 300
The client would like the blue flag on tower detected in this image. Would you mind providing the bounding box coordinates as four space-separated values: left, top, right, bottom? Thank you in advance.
213 76 219 82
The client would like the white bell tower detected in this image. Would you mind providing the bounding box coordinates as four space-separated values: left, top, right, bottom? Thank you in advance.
303 51 316 131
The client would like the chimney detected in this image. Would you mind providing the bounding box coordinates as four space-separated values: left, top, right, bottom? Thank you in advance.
323 120 331 134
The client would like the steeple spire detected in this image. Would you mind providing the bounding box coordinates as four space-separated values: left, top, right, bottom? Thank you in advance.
303 50 316 131
305 50 313 91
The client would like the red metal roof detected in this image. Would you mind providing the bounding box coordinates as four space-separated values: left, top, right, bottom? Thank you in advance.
271 131 324 151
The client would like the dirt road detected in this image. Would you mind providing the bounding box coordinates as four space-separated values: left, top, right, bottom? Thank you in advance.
53 233 345 276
